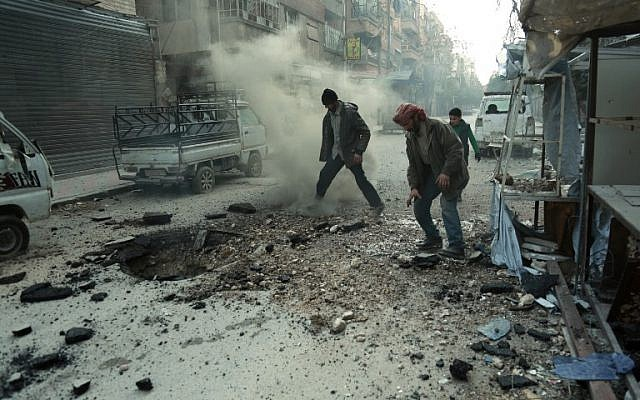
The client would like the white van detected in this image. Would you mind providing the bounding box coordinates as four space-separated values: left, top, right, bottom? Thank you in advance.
0 112 54 260
474 92 536 157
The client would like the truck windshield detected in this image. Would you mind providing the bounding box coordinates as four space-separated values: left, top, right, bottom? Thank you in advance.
484 98 511 114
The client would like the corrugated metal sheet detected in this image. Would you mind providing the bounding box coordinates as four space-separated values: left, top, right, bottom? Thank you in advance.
0 0 156 175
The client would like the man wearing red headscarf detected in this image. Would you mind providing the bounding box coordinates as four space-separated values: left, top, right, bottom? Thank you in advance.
393 103 469 259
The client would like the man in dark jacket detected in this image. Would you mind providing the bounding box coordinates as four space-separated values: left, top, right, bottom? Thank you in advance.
449 107 481 165
316 89 383 212
449 107 480 201
393 103 469 259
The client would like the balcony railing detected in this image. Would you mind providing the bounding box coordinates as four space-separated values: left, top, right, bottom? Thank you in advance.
324 24 344 53
218 0 279 30
352 0 379 20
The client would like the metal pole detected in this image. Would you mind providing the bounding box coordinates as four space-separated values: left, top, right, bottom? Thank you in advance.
578 36 599 287
216 0 224 82
343 0 348 86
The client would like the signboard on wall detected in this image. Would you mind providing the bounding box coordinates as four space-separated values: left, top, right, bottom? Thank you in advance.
346 37 361 60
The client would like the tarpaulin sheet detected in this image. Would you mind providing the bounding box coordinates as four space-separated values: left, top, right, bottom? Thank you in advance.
490 183 524 278
553 353 635 380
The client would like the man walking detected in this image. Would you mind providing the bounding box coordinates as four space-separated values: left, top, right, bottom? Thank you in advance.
449 107 480 201
448 107 481 165
393 103 469 259
316 89 384 213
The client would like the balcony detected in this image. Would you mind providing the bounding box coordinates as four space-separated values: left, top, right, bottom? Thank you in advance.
324 24 344 54
401 16 419 35
217 0 280 31
401 42 420 62
349 0 380 37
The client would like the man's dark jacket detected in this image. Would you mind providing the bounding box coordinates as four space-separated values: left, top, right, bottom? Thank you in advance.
319 101 370 167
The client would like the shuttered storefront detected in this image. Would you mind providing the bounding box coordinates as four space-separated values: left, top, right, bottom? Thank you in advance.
0 0 156 176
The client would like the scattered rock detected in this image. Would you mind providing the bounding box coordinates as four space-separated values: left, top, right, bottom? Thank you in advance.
518 294 536 307
329 224 339 233
191 301 206 310
136 377 153 391
20 283 73 303
513 323 526 335
104 236 135 247
278 275 291 283
497 375 537 390
265 244 274 253
342 311 355 321
65 327 94 345
31 353 63 370
468 251 483 262
314 222 329 230
90 292 108 302
517 357 531 370
481 343 516 358
436 359 445 368
0 271 26 285
480 281 514 294
527 328 553 342
8 372 24 390
354 334 366 343
12 324 32 337
470 341 484 352
142 212 172 225
340 219 366 233
78 281 96 292
227 203 256 214
72 379 91 395
492 357 504 369
91 215 112 222
418 374 430 381
449 359 473 380
205 212 227 220
330 318 346 334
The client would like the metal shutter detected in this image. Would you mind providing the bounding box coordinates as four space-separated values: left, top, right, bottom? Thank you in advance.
0 0 156 176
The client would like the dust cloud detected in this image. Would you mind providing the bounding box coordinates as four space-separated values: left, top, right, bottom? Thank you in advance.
208 28 403 215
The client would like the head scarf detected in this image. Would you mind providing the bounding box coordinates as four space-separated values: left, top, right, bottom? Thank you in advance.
392 103 427 127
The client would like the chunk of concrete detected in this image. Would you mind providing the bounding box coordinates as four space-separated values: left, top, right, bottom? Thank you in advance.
65 327 94 345
0 271 26 285
20 283 73 303
497 374 537 390
31 353 62 370
72 379 91 395
136 377 153 391
11 324 32 337
142 212 172 225
227 203 257 214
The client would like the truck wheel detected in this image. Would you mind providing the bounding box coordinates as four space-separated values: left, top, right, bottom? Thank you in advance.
245 152 262 177
192 165 215 194
0 216 29 261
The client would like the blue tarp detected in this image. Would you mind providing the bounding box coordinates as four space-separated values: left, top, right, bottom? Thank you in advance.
553 353 635 381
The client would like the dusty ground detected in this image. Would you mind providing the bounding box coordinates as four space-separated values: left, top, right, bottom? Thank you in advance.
0 127 588 399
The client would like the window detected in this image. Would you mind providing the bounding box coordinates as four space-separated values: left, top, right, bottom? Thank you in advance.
163 0 191 21
238 108 260 126
177 0 191 20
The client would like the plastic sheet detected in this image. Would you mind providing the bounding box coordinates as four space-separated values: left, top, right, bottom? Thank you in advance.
490 184 524 278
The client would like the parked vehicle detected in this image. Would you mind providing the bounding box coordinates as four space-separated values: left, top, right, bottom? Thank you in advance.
113 90 268 193
0 112 54 260
474 92 536 157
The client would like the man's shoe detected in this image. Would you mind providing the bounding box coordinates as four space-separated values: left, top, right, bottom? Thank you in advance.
371 203 385 217
417 236 443 250
438 246 465 260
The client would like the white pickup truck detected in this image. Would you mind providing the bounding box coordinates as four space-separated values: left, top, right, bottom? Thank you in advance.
0 112 54 260
113 90 268 193
474 92 536 158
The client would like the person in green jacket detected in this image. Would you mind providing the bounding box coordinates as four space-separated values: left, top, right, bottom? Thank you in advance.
449 107 481 165
449 107 480 202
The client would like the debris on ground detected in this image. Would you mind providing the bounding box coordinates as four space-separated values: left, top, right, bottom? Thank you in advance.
0 271 26 285
20 283 73 303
